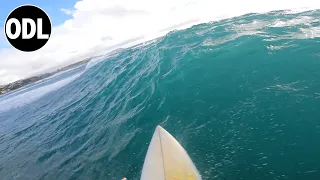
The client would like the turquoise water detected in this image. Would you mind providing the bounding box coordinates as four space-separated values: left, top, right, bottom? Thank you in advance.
0 9 320 180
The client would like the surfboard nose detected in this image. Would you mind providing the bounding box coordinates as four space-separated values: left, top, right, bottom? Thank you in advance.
156 125 164 131
141 125 202 180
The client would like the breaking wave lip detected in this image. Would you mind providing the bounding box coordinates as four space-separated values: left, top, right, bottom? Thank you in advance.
85 55 110 70
0 73 82 113
83 7 320 72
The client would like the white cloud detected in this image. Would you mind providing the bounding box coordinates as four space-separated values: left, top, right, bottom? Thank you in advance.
0 0 320 85
60 8 74 15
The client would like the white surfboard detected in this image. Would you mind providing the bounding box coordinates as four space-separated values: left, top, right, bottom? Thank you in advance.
141 126 202 180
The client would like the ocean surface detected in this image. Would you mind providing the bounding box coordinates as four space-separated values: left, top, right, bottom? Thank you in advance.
1 9 320 180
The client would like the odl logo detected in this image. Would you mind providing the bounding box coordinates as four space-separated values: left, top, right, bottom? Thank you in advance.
4 5 52 52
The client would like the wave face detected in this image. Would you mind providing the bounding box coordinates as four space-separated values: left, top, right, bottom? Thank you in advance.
1 10 320 180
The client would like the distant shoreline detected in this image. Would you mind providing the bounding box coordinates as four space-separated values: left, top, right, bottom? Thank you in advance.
0 58 91 95
0 47 127 95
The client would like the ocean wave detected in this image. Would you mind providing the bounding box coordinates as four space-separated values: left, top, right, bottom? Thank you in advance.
1 9 320 180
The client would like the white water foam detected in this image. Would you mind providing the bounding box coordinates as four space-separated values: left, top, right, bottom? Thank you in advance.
0 73 82 113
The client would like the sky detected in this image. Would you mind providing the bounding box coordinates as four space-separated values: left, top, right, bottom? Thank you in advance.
0 0 320 85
